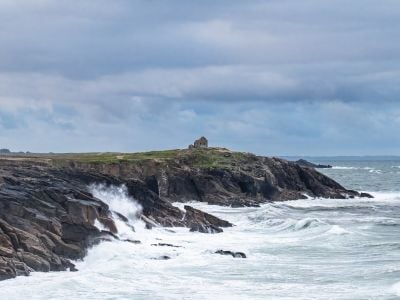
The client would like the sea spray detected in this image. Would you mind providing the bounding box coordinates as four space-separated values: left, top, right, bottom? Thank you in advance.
1 161 400 299
89 184 144 239
89 184 142 221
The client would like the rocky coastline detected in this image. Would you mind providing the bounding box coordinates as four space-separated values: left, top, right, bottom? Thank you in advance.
0 148 371 280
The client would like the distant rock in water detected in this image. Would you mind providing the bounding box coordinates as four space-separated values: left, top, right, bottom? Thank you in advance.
215 250 247 258
185 205 233 233
152 255 171 260
295 159 332 169
360 192 374 198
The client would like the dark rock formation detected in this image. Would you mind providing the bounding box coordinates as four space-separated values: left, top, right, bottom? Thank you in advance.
0 159 231 280
360 192 374 198
184 205 232 233
123 239 141 244
66 149 368 208
295 159 332 169
0 160 118 280
215 250 247 258
152 255 171 260
0 148 370 280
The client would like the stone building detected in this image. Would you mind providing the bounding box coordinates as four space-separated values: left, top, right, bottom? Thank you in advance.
188 136 208 149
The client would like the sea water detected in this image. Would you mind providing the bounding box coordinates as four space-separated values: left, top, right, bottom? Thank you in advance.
0 159 399 300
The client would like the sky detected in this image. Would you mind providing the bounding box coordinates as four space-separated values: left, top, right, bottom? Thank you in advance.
0 0 399 156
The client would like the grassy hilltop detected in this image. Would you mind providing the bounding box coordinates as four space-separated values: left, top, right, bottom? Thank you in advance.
43 147 253 169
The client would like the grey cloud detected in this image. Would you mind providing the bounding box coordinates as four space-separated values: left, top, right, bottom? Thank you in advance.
1 1 399 76
0 1 399 154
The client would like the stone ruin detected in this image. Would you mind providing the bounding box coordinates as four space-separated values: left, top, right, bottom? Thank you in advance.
188 136 208 150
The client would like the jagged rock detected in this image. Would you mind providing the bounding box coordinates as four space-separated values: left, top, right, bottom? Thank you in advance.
0 160 119 280
0 149 369 280
0 159 233 280
184 205 232 233
123 239 141 244
360 192 374 198
215 250 247 258
295 159 332 169
156 255 171 260
64 149 366 206
0 258 17 280
190 224 223 233
17 251 50 272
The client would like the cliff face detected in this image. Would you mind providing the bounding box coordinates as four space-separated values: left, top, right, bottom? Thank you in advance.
0 148 370 280
0 158 231 280
0 160 115 280
65 149 365 207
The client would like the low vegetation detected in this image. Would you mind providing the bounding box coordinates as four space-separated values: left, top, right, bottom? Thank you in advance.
48 148 252 169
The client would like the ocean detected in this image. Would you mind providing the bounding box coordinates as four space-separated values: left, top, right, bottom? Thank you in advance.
1 158 399 299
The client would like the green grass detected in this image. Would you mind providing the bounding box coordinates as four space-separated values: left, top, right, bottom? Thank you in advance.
50 147 251 169
185 148 249 169
51 149 182 165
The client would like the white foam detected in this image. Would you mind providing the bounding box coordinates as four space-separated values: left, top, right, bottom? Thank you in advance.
294 218 322 231
327 225 350 235
332 166 376 171
1 188 400 299
332 166 358 170
89 184 145 239
90 184 142 222
94 219 106 231
391 281 400 296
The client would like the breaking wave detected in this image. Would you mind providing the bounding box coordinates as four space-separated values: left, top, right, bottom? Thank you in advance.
332 166 358 170
1 182 400 299
89 184 144 239
332 166 378 171
90 184 142 222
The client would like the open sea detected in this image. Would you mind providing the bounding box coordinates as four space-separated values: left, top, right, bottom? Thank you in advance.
0 158 399 299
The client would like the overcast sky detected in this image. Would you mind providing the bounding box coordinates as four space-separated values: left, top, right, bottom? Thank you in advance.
0 0 399 155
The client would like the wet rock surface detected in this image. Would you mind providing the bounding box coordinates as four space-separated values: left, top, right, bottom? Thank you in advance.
184 205 232 233
295 159 333 169
215 250 247 258
0 159 231 280
151 243 182 248
0 160 118 280
70 150 368 206
152 255 171 260
0 149 369 280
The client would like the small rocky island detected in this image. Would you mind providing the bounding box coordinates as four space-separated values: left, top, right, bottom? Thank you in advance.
0 139 371 280
295 159 333 169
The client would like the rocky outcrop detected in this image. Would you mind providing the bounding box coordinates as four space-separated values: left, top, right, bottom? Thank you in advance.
215 250 247 258
0 159 231 280
67 150 368 207
0 160 119 280
0 148 371 280
295 159 332 169
184 205 233 233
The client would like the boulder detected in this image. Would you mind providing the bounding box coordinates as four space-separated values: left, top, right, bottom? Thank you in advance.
215 250 247 258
